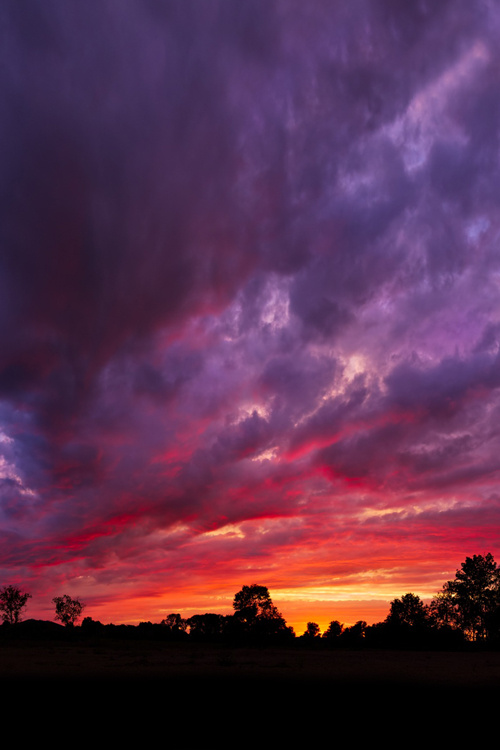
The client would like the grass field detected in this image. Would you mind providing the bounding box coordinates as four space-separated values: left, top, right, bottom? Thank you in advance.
1 639 500 689
3 639 499 732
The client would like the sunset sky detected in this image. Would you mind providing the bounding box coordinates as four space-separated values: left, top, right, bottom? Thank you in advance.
1 0 500 635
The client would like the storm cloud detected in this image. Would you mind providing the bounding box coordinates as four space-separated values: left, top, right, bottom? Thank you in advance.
1 0 499 628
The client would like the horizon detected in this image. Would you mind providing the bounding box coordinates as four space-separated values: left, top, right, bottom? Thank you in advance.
2 554 489 636
1 1 500 640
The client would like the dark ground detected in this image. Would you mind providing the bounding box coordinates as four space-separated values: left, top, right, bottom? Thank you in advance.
3 640 499 733
2 638 499 687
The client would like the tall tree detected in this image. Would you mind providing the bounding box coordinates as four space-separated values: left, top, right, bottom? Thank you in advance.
0 585 31 624
233 584 274 619
437 553 500 641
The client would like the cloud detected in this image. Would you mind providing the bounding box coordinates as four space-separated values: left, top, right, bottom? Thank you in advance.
1 0 500 624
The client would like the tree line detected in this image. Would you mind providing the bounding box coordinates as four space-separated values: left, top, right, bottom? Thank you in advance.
2 553 500 648
0 587 85 627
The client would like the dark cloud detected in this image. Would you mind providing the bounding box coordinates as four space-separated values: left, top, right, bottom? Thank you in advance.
385 352 500 416
1 0 500 626
210 410 274 463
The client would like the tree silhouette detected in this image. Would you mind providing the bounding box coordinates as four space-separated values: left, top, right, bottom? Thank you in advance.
160 613 188 636
187 613 229 640
53 595 85 627
81 616 104 636
428 591 457 629
233 584 274 618
302 621 321 638
437 553 500 640
0 585 31 624
385 593 430 629
232 584 294 640
322 619 344 640
341 620 367 645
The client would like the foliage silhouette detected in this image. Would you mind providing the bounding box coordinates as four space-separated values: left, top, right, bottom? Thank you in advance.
434 553 500 641
3 552 500 654
161 613 187 631
53 595 85 627
382 593 433 647
0 585 31 625
160 613 188 639
233 584 274 618
81 616 105 636
341 620 367 646
187 613 230 641
386 593 430 629
232 584 294 641
322 620 344 640
301 622 321 638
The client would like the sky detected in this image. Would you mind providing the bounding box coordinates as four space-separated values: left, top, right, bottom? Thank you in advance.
1 0 500 634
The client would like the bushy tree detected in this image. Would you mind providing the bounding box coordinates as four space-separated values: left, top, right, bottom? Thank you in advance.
0 585 31 624
186 613 229 640
53 595 85 627
428 591 457 629
81 616 104 635
160 613 188 635
302 621 321 638
435 553 500 641
385 593 430 630
322 619 344 640
232 584 294 640
341 620 367 645
233 584 274 619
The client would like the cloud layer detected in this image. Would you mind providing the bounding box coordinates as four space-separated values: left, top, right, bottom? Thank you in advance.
1 0 500 628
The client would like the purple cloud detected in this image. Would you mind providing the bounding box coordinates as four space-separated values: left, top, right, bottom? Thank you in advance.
1 0 500 628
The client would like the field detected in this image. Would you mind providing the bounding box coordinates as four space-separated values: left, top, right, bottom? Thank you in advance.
1 639 500 691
